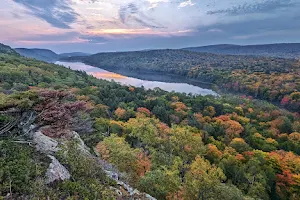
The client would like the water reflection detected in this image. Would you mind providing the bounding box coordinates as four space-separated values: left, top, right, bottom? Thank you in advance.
92 72 127 79
56 61 217 96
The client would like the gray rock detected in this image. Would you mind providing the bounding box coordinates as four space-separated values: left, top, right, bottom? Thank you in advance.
109 186 123 196
45 155 71 184
32 129 156 199
104 170 156 199
71 131 91 155
33 131 59 154
145 194 157 200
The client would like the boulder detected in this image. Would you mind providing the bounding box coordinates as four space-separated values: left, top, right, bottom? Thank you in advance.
45 155 71 184
33 131 59 154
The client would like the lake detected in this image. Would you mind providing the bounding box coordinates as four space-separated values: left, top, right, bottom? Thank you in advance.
55 61 217 96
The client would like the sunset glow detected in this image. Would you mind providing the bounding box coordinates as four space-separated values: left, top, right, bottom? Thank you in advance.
90 72 127 79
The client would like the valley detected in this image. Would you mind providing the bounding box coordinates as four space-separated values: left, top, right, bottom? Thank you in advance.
62 48 300 112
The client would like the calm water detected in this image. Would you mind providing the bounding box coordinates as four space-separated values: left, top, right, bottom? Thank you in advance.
56 61 217 96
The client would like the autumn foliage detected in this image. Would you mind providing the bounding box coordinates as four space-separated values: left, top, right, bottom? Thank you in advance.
215 115 244 141
137 107 151 117
34 90 87 137
136 152 151 177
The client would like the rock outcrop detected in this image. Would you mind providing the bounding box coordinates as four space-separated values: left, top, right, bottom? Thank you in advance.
71 131 90 155
45 155 71 184
29 128 156 199
33 131 59 154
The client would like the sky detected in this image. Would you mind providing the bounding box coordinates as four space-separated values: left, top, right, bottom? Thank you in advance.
1 0 300 53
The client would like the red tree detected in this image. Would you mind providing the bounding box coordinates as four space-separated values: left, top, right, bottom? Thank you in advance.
35 90 87 137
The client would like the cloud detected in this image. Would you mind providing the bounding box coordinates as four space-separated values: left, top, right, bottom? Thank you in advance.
20 31 79 42
178 0 195 8
3 0 300 52
119 3 139 23
207 28 223 33
118 2 164 28
84 28 194 38
13 31 90 45
12 0 79 29
232 29 300 40
199 9 300 43
207 0 297 15
11 13 23 19
79 35 108 44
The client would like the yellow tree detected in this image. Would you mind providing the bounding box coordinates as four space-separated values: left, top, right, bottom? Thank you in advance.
95 135 140 183
126 116 163 147
170 126 206 163
183 156 226 200
203 106 216 117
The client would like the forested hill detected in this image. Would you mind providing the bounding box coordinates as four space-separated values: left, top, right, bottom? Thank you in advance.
0 43 19 55
59 52 91 58
15 48 91 62
64 49 298 73
63 49 300 112
183 43 300 59
15 48 59 62
1 43 300 199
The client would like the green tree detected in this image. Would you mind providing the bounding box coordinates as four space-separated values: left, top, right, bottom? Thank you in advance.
138 168 180 200
183 155 226 200
170 125 205 163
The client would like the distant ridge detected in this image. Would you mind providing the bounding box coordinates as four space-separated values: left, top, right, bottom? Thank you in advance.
182 43 300 59
9 43 300 62
0 43 19 55
15 48 91 62
59 52 91 58
15 48 59 62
